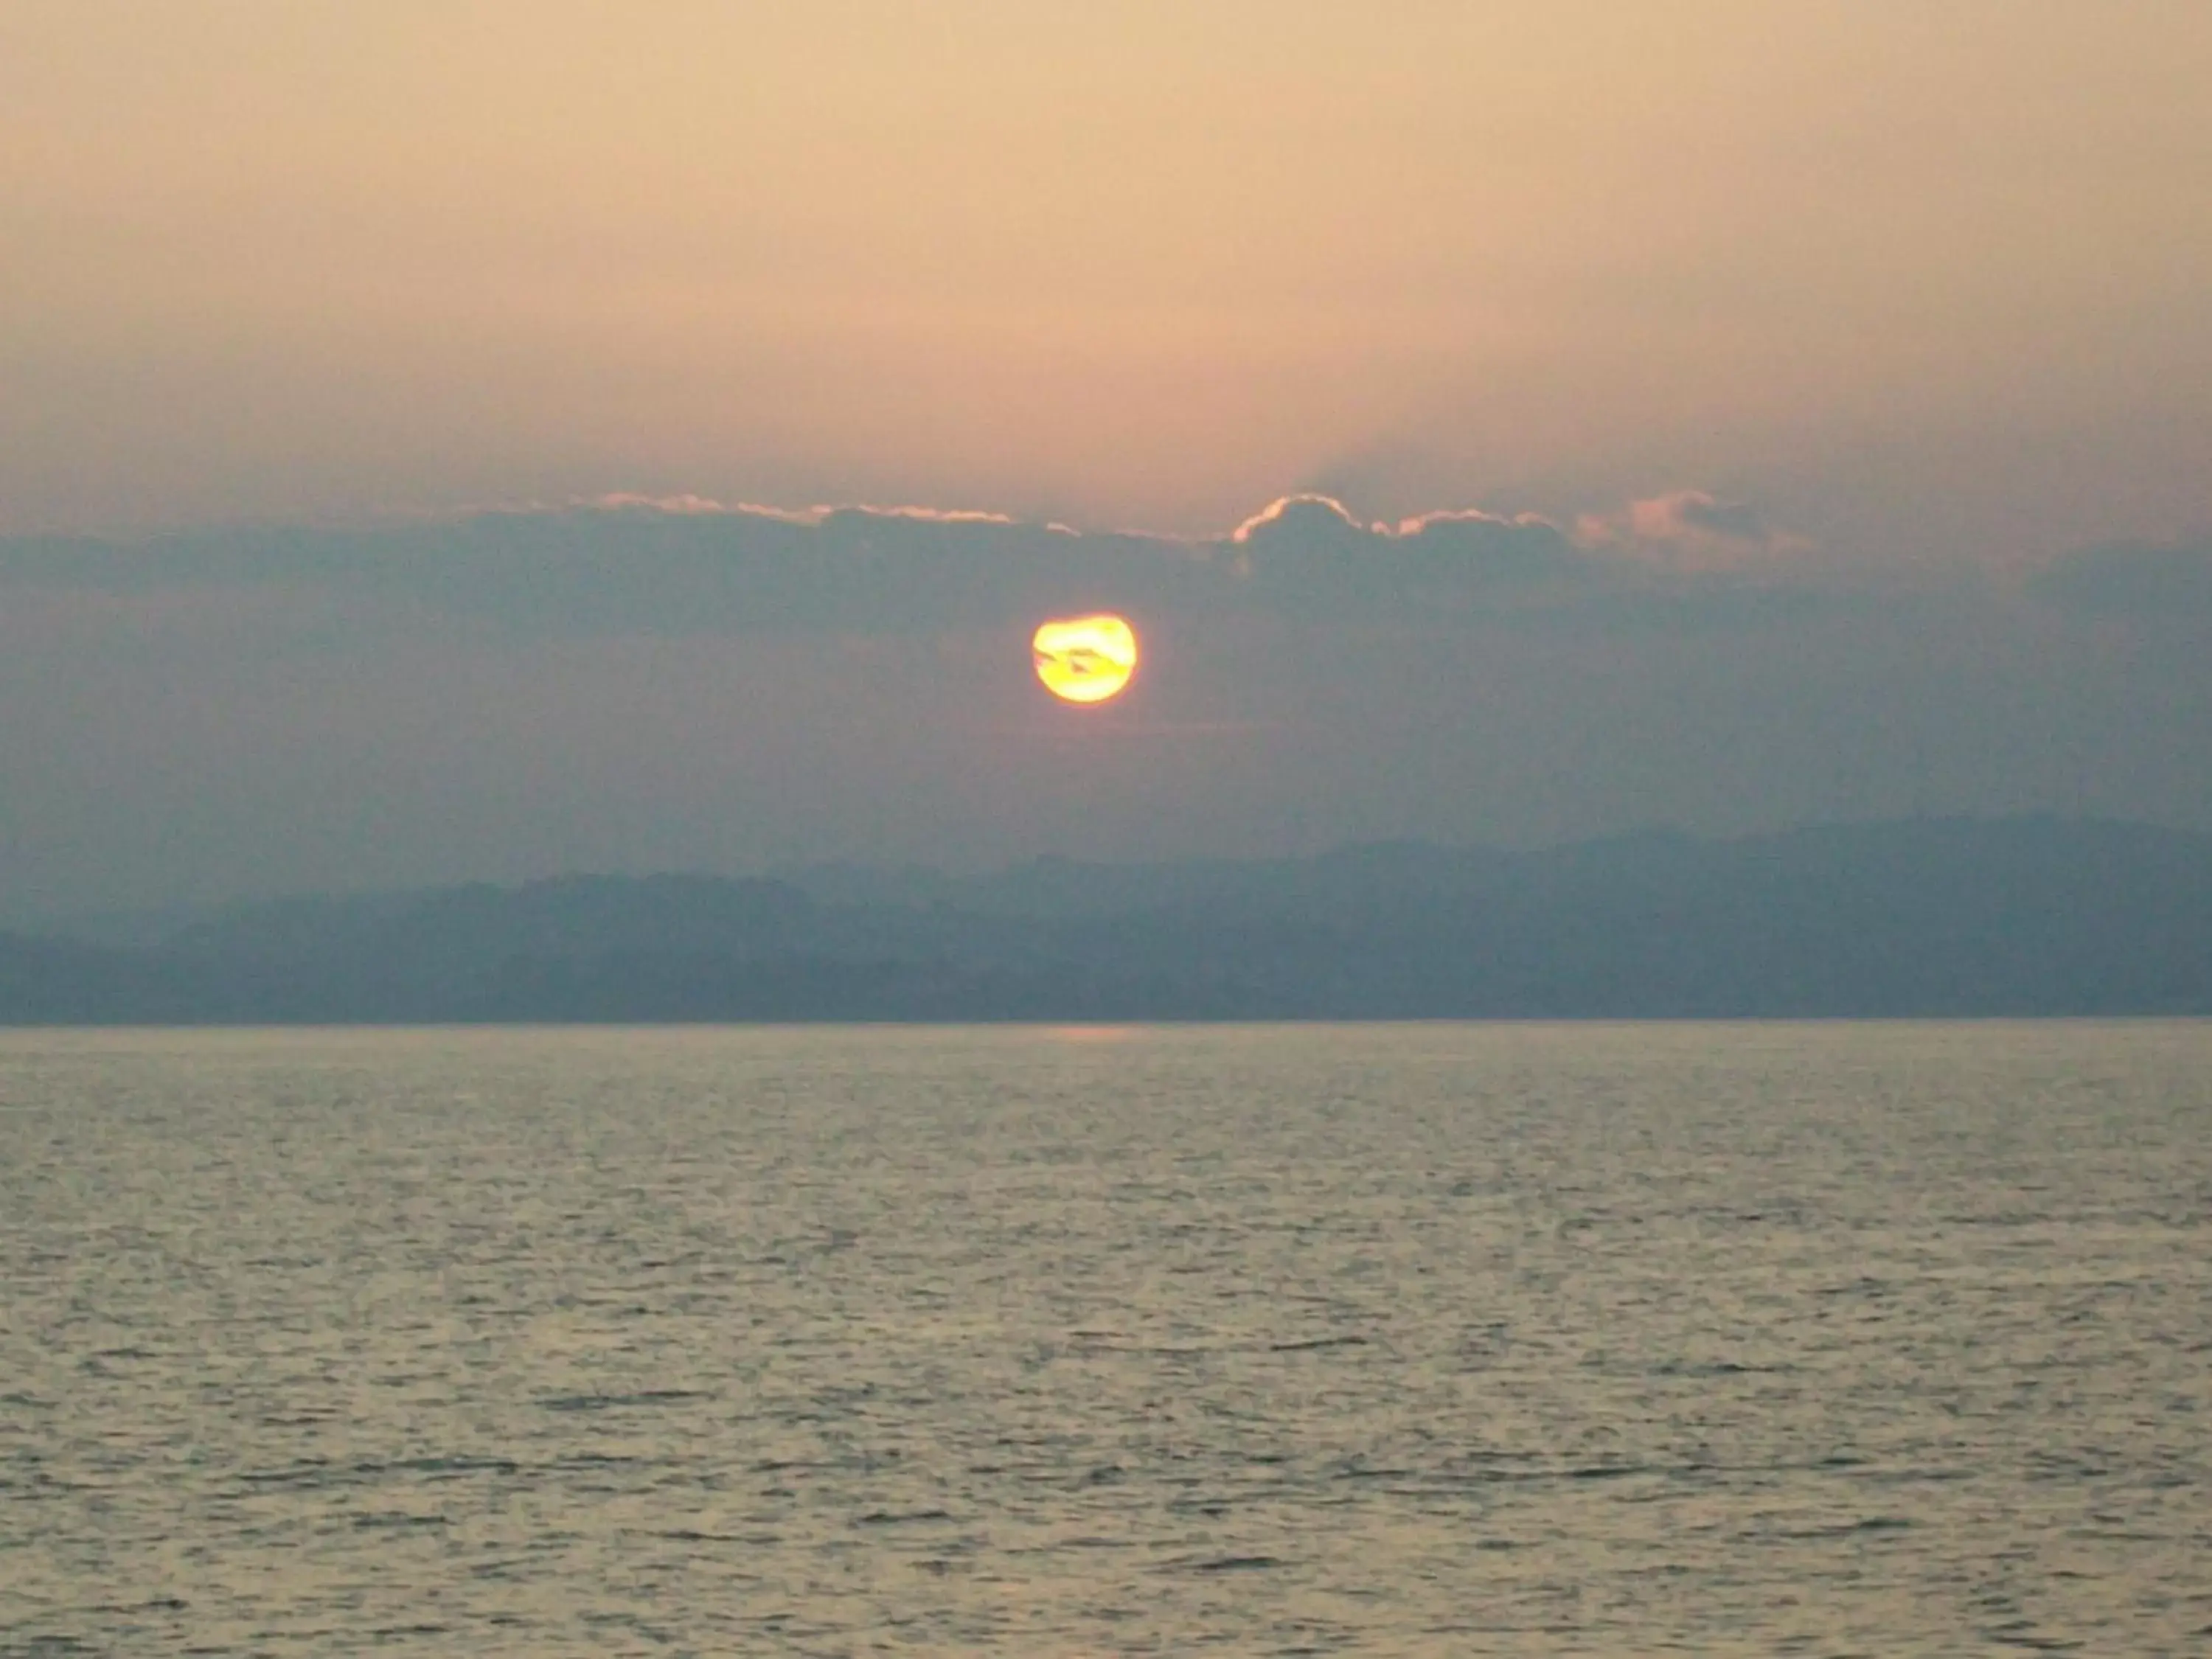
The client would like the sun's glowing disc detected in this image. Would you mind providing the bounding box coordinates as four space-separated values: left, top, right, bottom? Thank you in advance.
1032 613 1138 704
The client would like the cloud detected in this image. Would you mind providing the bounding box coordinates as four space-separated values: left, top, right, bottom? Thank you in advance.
577 494 1047 530
1391 508 1594 586
1577 490 1809 570
2028 538 2212 618
1228 493 1371 546
7 496 2209 922
581 493 787 518
0 488 1832 642
1219 495 1601 608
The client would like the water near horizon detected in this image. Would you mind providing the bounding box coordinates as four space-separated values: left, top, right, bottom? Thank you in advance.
4 1023 2208 1656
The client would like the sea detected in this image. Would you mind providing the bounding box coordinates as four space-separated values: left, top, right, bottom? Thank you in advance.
3 1022 2208 1656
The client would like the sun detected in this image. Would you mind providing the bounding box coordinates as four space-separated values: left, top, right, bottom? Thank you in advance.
1032 613 1138 705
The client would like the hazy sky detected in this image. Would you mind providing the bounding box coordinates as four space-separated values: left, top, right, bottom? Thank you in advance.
8 1 2208 546
4 2 2209 917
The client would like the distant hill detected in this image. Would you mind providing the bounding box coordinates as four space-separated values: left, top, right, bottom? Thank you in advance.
6 818 2211 1022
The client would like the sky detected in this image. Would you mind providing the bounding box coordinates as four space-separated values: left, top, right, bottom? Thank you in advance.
3 1 2210 920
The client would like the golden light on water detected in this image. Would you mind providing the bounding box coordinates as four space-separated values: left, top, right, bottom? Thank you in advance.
1032 613 1138 705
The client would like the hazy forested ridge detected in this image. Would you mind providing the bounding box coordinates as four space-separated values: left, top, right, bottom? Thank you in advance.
4 818 2209 1023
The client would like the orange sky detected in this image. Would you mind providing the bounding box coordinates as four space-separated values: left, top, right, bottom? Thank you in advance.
5 1 2208 554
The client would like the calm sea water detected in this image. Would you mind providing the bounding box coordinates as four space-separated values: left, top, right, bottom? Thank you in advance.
3 1023 2208 1656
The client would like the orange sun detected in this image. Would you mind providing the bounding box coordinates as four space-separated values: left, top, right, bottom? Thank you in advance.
1032 613 1138 704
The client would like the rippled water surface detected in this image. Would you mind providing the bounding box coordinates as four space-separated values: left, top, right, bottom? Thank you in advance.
4 1023 2210 1655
